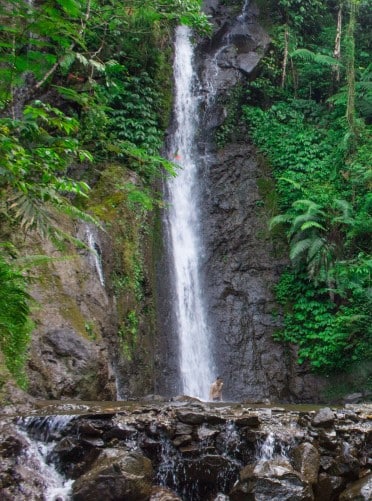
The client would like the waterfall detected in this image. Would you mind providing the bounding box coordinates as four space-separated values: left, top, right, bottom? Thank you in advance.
258 432 276 461
85 224 105 286
20 433 73 500
257 432 290 462
166 25 214 400
238 0 250 21
16 415 75 500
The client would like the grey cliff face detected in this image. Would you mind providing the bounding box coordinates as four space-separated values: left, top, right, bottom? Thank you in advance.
156 0 324 402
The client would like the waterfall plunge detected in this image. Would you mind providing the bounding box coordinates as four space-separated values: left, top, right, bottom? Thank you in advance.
166 26 214 400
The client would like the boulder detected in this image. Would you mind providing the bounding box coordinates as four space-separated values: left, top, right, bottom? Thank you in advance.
150 486 182 500
175 411 205 425
234 414 260 428
339 473 372 500
314 473 345 501
72 449 153 501
230 459 314 501
172 435 192 448
0 423 58 500
48 436 100 478
312 408 335 428
292 442 320 484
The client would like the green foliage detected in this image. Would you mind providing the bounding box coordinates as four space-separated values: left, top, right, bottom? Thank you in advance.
0 101 96 239
0 254 33 388
242 0 371 377
118 310 139 360
274 269 371 374
243 102 344 207
244 98 371 372
0 0 209 390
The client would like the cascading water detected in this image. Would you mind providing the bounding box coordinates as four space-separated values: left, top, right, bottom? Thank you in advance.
85 224 105 286
16 415 75 500
238 0 250 21
166 25 214 400
257 431 291 463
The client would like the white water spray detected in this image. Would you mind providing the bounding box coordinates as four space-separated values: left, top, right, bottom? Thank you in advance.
238 0 250 21
85 225 105 286
166 26 214 400
17 416 75 500
257 432 290 462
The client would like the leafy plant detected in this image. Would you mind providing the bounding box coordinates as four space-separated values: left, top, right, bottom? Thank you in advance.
0 101 97 240
118 310 139 360
0 254 33 388
241 0 371 376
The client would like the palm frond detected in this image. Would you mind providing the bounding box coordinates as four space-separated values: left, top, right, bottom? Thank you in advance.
8 191 53 237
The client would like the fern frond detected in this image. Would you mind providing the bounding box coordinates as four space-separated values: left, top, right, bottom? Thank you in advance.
278 177 303 191
13 254 76 271
333 199 354 224
55 198 102 229
290 238 312 261
269 213 291 231
307 237 326 262
291 48 341 67
289 214 314 236
300 221 326 232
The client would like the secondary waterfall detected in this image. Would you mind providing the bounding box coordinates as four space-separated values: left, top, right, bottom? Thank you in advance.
166 25 214 400
85 224 105 287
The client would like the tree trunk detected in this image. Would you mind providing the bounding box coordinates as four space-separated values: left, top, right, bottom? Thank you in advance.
345 0 358 142
281 26 289 89
333 5 342 82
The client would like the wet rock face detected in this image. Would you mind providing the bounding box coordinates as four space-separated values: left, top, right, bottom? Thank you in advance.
155 0 273 400
200 143 288 402
25 222 117 401
154 0 324 402
2 402 370 501
72 450 154 501
192 1 324 402
199 141 324 402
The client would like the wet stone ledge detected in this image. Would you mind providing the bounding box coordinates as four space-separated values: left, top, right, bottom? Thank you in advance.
0 400 371 500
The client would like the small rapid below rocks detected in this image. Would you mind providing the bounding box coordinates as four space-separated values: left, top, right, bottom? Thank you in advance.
1 401 370 500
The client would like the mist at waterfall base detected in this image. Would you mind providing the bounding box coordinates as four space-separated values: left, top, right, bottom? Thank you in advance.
165 25 215 401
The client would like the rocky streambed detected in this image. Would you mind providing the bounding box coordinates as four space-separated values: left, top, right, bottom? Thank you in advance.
0 398 371 500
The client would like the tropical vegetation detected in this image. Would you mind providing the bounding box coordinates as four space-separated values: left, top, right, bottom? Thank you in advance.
0 0 370 394
0 0 208 385
239 0 371 384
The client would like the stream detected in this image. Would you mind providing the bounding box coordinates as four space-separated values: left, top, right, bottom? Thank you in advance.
1 400 370 500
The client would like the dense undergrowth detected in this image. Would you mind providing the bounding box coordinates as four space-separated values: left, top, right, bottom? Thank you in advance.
0 0 209 386
236 0 371 390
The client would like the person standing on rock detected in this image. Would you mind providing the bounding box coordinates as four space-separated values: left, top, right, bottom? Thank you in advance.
209 376 223 401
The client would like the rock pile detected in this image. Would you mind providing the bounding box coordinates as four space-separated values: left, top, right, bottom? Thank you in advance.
0 400 370 500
